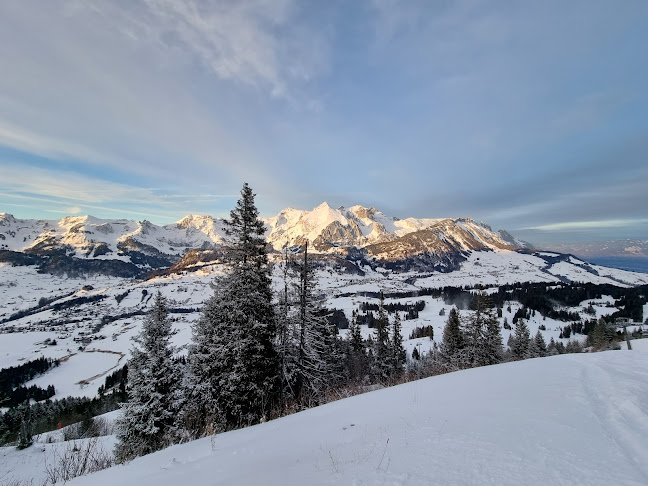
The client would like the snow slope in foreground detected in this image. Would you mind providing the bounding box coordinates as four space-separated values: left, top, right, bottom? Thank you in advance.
70 349 648 486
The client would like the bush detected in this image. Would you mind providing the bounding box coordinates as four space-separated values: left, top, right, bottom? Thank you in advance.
63 416 112 440
45 438 113 484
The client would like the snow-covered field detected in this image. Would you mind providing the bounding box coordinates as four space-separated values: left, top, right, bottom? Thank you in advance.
1 248 646 403
0 346 627 485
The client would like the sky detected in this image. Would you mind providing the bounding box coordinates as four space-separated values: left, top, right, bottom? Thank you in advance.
0 0 647 246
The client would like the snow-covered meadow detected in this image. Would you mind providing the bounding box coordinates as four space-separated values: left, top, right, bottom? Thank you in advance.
3 344 646 485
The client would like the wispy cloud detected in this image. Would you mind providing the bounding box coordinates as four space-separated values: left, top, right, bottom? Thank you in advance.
88 0 326 97
527 219 648 232
0 163 238 222
0 1 327 201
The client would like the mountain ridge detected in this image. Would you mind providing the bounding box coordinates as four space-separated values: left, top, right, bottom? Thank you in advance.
0 205 532 273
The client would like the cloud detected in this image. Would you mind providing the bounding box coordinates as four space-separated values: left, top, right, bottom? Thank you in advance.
86 0 326 97
0 163 239 222
0 121 125 168
527 219 648 232
0 1 328 197
45 206 83 215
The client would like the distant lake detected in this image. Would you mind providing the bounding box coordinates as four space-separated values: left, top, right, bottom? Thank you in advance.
588 257 648 274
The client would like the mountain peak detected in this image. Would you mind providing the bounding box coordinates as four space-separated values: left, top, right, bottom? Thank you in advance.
313 201 334 211
348 205 379 221
175 214 216 227
0 212 17 225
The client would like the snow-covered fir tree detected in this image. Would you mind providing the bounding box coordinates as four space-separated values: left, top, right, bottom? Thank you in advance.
480 295 504 366
185 183 279 432
510 318 531 360
372 293 392 382
464 296 487 366
294 242 342 406
547 337 558 355
440 307 465 368
533 330 547 357
390 312 407 375
115 292 182 461
346 311 368 381
275 245 299 405
588 317 612 350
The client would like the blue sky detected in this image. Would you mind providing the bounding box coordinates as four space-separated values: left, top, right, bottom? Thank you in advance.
0 0 647 245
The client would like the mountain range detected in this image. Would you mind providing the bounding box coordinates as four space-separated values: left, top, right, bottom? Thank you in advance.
0 203 533 276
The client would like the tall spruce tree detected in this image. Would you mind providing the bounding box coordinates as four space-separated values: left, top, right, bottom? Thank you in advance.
294 242 341 406
534 330 547 357
478 294 504 366
276 245 299 406
510 318 531 360
115 292 182 461
372 293 392 382
547 337 558 355
390 312 407 375
440 307 465 368
464 295 487 366
186 183 279 432
346 311 368 381
588 317 611 350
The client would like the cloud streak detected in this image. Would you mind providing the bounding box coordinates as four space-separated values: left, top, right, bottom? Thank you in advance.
527 219 648 232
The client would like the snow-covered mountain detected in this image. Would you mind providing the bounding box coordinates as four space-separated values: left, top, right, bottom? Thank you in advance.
0 204 533 275
0 212 226 258
264 202 444 249
263 202 528 252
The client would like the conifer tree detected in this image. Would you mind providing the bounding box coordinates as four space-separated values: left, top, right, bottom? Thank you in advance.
390 312 407 375
349 311 364 353
186 183 279 431
528 336 539 358
346 312 367 381
372 293 392 381
481 298 504 366
16 404 32 450
276 245 299 405
464 295 487 366
294 242 340 406
115 292 182 461
534 330 547 357
440 307 465 368
588 317 610 349
510 318 531 360
547 337 558 355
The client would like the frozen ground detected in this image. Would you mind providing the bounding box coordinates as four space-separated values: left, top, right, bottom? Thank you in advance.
46 344 648 486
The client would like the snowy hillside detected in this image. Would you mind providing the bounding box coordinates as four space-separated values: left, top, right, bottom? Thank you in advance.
52 347 648 486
